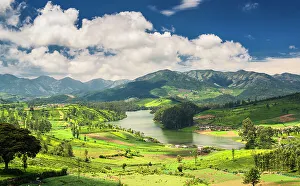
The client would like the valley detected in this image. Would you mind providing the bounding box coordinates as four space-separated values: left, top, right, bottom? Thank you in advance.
1 0 299 185
1 94 300 186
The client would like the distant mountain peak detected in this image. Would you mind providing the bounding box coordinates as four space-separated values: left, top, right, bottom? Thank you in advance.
0 74 130 97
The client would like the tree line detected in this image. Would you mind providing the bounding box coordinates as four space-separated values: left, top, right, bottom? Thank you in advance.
254 140 300 173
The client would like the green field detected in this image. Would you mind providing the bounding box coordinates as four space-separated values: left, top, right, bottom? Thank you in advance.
196 94 300 127
1 102 300 186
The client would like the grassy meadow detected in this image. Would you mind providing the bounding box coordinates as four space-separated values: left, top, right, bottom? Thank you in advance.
0 100 300 186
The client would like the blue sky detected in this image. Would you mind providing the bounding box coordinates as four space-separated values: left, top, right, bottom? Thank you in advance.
0 0 299 80
23 0 300 59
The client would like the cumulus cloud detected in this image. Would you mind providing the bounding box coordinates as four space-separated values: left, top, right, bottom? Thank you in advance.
0 0 23 26
289 45 297 50
243 2 259 12
0 1 253 81
160 0 203 16
0 2 153 49
0 0 14 13
3 1 298 81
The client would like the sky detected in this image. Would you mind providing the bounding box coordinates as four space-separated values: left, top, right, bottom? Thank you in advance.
0 0 299 81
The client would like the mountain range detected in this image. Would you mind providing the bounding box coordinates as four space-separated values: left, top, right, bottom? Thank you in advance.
0 74 130 98
83 70 300 103
2 70 300 104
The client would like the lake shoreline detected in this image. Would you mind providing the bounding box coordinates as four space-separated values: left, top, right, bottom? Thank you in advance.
110 110 244 149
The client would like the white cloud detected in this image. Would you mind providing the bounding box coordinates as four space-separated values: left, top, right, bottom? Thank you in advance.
0 0 14 13
0 0 24 26
0 1 252 80
0 2 153 49
246 58 300 75
161 10 176 16
3 1 300 81
245 34 255 40
243 2 259 12
289 45 297 50
174 0 202 10
161 25 176 33
160 0 203 16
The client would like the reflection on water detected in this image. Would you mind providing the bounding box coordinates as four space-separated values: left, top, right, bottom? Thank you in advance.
110 110 244 149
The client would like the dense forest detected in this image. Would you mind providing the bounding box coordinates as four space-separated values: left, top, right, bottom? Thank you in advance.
154 102 208 129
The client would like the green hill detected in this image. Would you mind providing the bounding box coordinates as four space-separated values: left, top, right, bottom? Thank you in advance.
84 70 300 103
195 93 300 127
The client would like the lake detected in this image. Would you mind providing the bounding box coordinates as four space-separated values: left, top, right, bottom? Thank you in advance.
110 110 244 149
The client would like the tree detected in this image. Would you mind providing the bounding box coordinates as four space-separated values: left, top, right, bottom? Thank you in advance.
177 164 183 173
243 168 261 186
52 141 74 157
255 127 274 149
177 155 183 163
21 154 28 171
0 123 41 171
155 102 200 130
232 148 235 161
239 118 256 149
122 163 127 171
76 128 80 139
84 149 89 162
192 149 198 165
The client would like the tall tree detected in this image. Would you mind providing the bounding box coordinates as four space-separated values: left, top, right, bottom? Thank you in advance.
0 123 41 171
239 118 256 149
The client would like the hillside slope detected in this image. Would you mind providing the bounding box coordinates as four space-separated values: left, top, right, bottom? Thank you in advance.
84 70 300 103
195 93 300 127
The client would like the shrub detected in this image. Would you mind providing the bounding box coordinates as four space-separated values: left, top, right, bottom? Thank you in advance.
177 155 183 163
104 166 112 170
184 178 209 186
122 163 127 170
177 164 183 173
0 168 68 186
99 155 107 159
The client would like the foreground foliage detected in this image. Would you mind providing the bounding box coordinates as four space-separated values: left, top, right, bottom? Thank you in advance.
0 123 41 171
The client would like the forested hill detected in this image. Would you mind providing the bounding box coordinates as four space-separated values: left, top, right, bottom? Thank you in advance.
83 69 300 103
195 92 300 127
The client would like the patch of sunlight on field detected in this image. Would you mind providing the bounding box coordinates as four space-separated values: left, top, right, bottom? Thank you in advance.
22 175 118 186
261 174 300 183
258 122 300 128
120 174 193 186
185 168 241 183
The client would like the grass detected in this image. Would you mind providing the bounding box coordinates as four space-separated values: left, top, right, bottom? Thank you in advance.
21 175 118 186
185 169 241 183
120 174 192 186
261 174 300 183
136 98 177 107
196 95 300 127
258 122 300 128
1 103 300 186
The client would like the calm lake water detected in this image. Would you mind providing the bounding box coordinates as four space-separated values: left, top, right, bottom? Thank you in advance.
110 110 244 149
